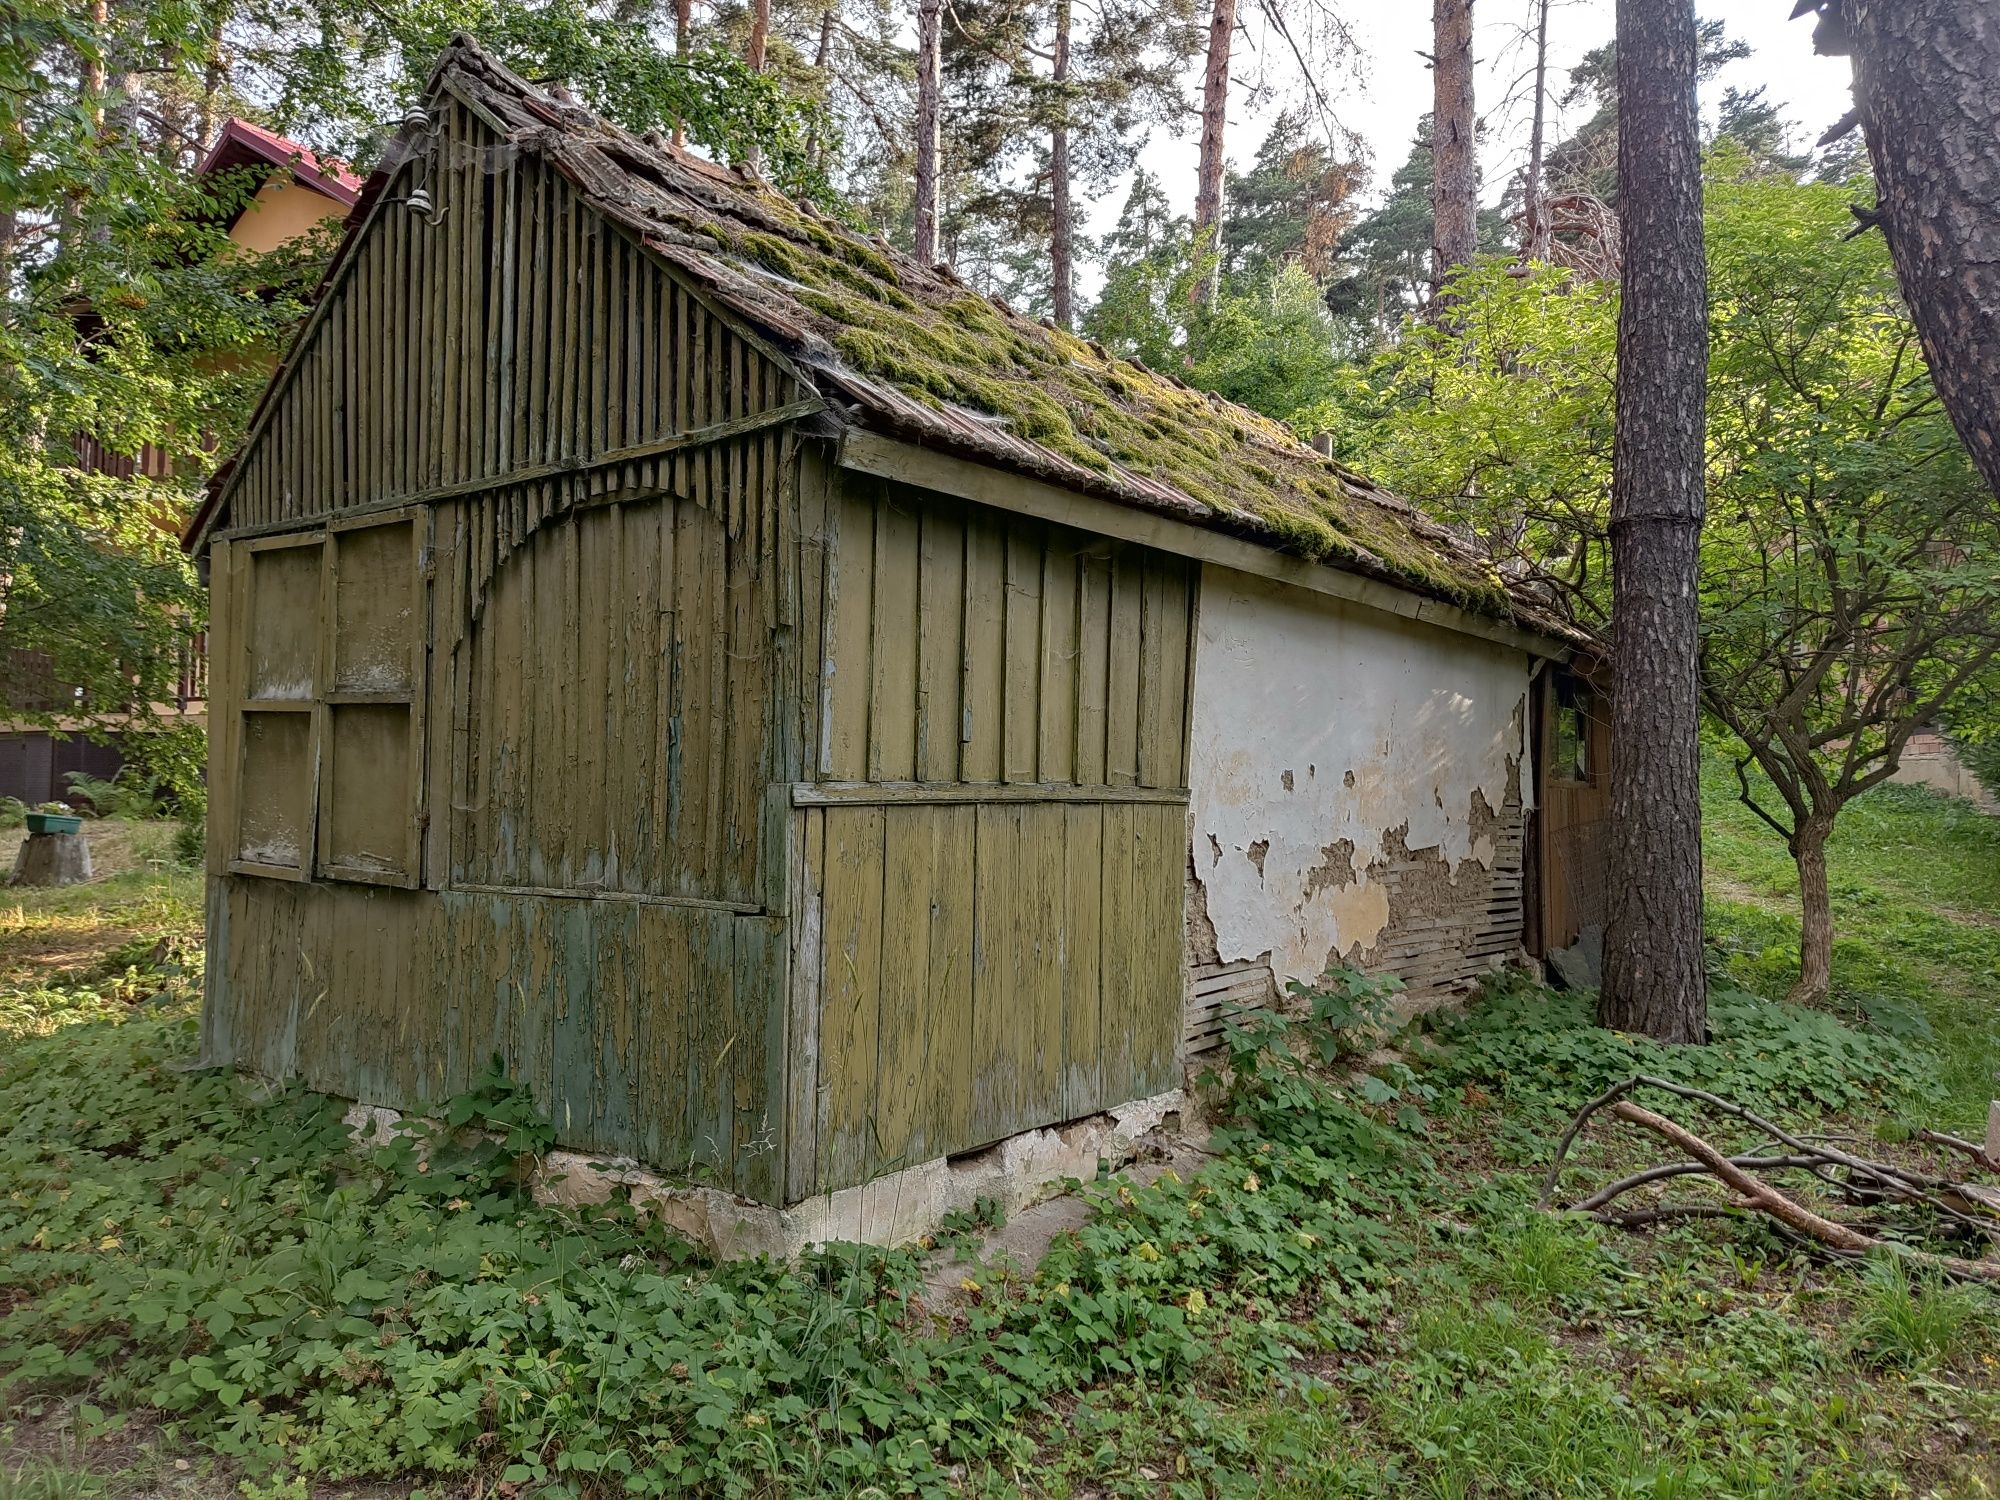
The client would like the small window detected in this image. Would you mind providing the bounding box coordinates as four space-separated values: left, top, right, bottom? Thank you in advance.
228 513 426 885
1552 673 1593 784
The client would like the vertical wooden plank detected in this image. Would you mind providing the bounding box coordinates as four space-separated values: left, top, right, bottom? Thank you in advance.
1038 539 1079 784
589 219 609 469
927 801 976 1152
528 533 565 887
1105 550 1142 786
636 902 689 1167
914 500 965 782
867 493 920 782
1134 802 1186 1093
784 807 826 1201
562 184 584 466
730 914 786 1201
558 517 582 887
818 805 884 1188
617 498 657 889
1138 555 1189 790
874 807 935 1170
667 501 715 894
1002 523 1042 783
1074 552 1112 785
795 451 830 779
424 504 463 886
1097 801 1138 1106
649 497 680 889
822 482 874 781
1168 559 1196 788
969 801 1019 1144
683 906 739 1181
699 505 731 891
1062 801 1104 1116
960 506 1006 782
1020 803 1065 1126
723 519 768 902
574 508 613 885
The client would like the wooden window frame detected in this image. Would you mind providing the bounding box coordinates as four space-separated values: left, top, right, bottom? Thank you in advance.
315 511 428 888
225 510 429 887
229 530 326 882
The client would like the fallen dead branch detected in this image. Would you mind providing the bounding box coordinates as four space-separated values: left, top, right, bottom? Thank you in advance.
1542 1074 2000 1285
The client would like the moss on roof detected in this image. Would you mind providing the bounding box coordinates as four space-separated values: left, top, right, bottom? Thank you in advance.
439 38 1516 616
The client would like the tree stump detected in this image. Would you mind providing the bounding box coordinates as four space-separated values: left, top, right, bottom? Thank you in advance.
11 831 92 886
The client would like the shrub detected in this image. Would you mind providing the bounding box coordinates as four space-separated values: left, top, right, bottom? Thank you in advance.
1422 975 1926 1120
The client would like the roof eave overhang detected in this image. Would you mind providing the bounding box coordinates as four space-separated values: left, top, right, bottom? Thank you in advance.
833 426 1579 661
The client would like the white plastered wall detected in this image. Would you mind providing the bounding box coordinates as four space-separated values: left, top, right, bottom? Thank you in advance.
1187 564 1535 989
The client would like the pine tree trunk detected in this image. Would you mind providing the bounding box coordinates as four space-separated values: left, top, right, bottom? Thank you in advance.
806 4 837 174
744 0 771 169
672 0 692 147
1598 0 1708 1045
1826 1 2000 504
1050 0 1074 328
1788 810 1835 1006
1429 0 1477 299
914 0 944 266
1524 0 1550 262
1191 0 1236 304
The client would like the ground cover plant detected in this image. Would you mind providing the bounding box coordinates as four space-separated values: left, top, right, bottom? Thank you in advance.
2 766 1998 1498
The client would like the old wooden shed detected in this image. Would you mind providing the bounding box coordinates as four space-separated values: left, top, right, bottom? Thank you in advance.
187 38 1588 1212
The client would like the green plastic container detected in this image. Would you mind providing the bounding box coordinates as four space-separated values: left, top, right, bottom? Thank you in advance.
25 811 83 835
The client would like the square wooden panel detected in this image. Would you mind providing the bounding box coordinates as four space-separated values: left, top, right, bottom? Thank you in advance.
319 702 415 881
245 540 324 702
237 710 313 873
332 519 418 694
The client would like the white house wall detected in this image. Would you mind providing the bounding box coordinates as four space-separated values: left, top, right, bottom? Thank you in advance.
1187 564 1534 1009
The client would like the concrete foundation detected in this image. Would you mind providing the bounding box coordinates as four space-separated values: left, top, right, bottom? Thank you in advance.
344 1089 1185 1259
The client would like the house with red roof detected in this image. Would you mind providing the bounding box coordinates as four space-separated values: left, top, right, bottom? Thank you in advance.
0 121 359 805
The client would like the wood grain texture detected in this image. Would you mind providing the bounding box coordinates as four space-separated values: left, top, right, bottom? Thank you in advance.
213 101 803 557
204 877 781 1197
795 793 1184 1190
817 474 1196 792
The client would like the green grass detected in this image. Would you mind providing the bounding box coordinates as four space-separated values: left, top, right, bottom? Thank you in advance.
1703 761 2000 1133
2 789 1998 1497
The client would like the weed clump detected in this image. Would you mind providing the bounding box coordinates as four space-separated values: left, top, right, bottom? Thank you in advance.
1422 976 1925 1120
0 963 1425 1494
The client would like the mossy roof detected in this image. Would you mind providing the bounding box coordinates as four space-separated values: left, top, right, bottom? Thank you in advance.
221 35 1554 626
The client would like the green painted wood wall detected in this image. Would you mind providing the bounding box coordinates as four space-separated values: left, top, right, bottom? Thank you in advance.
203 85 1196 1208
780 470 1194 1200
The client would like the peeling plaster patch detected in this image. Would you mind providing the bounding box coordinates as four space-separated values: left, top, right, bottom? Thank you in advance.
1207 832 1222 866
1303 838 1357 897
1327 881 1393 958
1187 565 1533 990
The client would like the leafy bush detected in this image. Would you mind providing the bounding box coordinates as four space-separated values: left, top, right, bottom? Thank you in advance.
1422 976 1926 1120
0 796 25 830
61 769 163 821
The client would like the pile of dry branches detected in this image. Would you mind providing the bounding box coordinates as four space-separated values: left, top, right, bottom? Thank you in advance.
1541 1075 2000 1283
